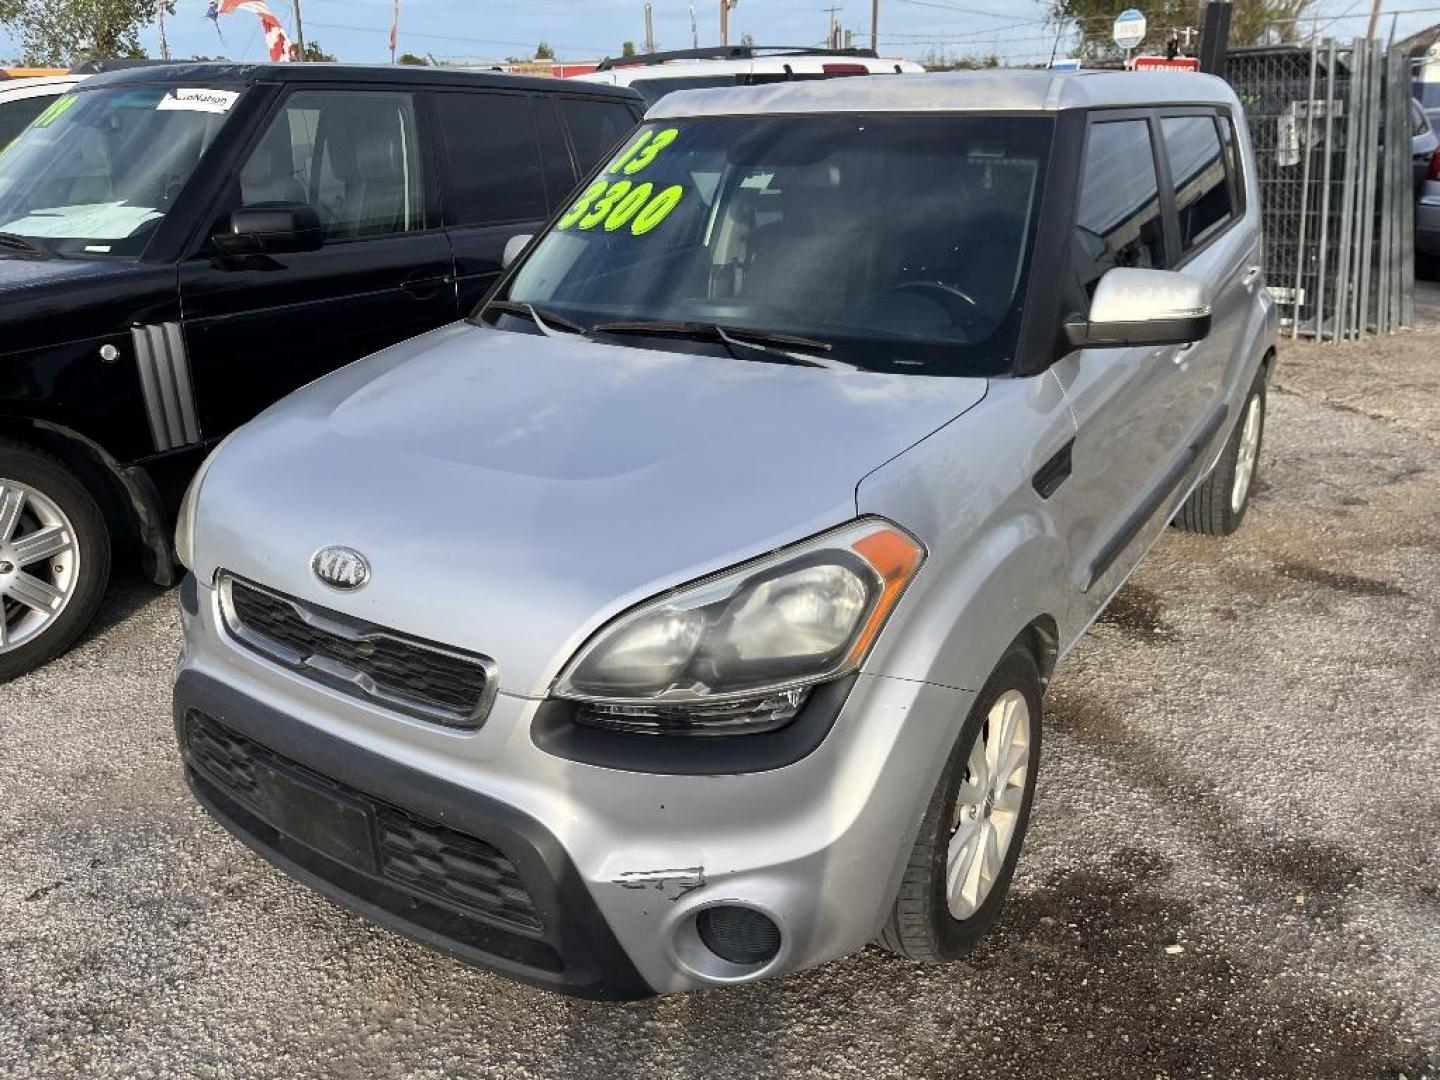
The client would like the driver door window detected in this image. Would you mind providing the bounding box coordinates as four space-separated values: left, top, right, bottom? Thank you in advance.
1074 118 1166 293
239 90 425 240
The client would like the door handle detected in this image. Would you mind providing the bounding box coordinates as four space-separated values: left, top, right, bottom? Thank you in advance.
401 273 450 299
1241 265 1262 290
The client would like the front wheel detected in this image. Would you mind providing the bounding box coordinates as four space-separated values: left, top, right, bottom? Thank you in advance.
0 442 111 681
878 642 1044 962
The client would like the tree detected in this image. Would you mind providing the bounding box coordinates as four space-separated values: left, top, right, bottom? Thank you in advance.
535 40 555 60
397 51 429 65
298 39 335 62
1047 0 1315 60
739 32 755 47
620 40 636 57
1 0 174 65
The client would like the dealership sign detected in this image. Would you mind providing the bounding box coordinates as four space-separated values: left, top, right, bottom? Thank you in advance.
1112 8 1146 50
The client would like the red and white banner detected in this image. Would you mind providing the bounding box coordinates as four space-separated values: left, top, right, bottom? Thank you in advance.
206 0 293 62
1129 55 1201 72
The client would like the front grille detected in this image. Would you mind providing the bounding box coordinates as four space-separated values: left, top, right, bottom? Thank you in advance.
185 711 544 937
219 576 495 728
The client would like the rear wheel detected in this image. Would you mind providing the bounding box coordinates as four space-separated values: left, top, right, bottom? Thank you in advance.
879 642 1043 962
1174 369 1267 537
0 442 111 681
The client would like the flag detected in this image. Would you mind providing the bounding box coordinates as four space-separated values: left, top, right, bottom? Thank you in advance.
206 0 293 62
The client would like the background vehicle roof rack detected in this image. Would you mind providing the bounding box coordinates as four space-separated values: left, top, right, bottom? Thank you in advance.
596 45 879 72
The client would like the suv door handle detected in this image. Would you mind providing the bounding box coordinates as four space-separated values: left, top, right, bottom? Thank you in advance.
401 273 450 299
1241 265 1262 290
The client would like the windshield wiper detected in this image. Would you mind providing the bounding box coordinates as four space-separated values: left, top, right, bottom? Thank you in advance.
0 233 46 258
591 320 852 370
482 299 590 338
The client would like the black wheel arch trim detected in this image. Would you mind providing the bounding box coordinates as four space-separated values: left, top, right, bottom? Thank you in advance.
0 416 176 587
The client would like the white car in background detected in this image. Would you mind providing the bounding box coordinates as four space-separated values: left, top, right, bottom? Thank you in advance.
575 45 924 105
0 74 85 147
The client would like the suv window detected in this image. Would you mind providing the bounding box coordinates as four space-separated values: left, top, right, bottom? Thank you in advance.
0 94 56 149
1217 112 1244 212
433 91 546 226
557 98 637 173
1075 118 1166 291
1161 114 1233 253
240 90 424 241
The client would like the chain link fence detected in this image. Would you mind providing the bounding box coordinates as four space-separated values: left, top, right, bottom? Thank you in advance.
1227 40 1416 340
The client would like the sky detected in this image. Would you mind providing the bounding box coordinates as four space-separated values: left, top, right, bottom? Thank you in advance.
4 0 1440 67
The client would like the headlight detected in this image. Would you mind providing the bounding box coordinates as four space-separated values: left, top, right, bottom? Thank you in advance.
553 519 924 735
174 435 235 573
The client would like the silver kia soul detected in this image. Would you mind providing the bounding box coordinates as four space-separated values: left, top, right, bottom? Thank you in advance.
172 71 1276 998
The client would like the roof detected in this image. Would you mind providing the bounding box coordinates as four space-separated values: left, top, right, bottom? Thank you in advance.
647 68 1240 119
77 61 640 100
0 74 83 94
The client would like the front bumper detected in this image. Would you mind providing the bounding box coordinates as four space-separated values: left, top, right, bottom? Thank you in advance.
174 574 973 996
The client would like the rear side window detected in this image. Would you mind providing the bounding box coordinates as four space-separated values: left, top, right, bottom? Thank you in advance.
1161 114 1233 253
0 94 57 149
532 95 579 209
1075 118 1166 291
434 91 547 227
557 97 638 173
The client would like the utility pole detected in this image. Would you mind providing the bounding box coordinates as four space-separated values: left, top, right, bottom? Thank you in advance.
721 0 738 46
1366 0 1383 40
870 0 878 52
644 2 655 53
292 0 307 57
157 0 169 60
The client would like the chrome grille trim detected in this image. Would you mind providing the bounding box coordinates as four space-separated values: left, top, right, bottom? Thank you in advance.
132 321 201 451
217 574 498 728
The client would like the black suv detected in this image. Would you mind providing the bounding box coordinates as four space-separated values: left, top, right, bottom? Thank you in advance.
0 63 641 677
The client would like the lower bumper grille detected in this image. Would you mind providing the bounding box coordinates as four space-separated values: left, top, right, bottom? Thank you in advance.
185 710 544 938
218 575 496 728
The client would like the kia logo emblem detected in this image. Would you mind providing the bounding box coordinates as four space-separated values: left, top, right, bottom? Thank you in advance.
312 546 371 591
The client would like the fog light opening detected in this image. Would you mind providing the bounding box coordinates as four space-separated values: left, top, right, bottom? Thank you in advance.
697 906 781 966
672 902 785 983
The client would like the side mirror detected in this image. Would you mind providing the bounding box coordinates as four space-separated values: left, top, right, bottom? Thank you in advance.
1064 267 1212 349
502 233 533 270
214 203 323 256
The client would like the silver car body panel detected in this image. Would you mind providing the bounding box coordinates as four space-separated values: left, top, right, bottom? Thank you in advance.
178 71 1277 994
189 322 987 699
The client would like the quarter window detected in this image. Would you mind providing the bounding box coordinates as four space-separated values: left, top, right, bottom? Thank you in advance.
1161 114 1233 253
433 92 547 226
1075 118 1166 291
0 94 58 149
557 98 638 173
239 90 424 241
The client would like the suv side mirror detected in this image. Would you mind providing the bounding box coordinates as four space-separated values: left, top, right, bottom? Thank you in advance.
214 203 324 256
1064 267 1212 349
502 233 533 270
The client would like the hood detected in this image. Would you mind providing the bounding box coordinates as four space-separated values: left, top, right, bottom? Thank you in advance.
196 323 987 697
0 254 174 356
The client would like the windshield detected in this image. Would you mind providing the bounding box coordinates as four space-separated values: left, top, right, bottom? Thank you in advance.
0 84 240 256
498 114 1053 376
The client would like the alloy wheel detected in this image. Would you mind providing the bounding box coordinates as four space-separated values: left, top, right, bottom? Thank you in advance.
0 480 79 653
946 688 1031 920
1231 394 1263 513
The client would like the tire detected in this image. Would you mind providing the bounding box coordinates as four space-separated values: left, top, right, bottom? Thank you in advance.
878 641 1044 962
0 441 111 681
1174 368 1267 537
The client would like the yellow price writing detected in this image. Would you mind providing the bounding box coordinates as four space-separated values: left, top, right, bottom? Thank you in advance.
557 181 684 237
609 127 679 176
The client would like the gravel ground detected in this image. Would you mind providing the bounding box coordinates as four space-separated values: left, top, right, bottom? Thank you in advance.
1 324 1437 1079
